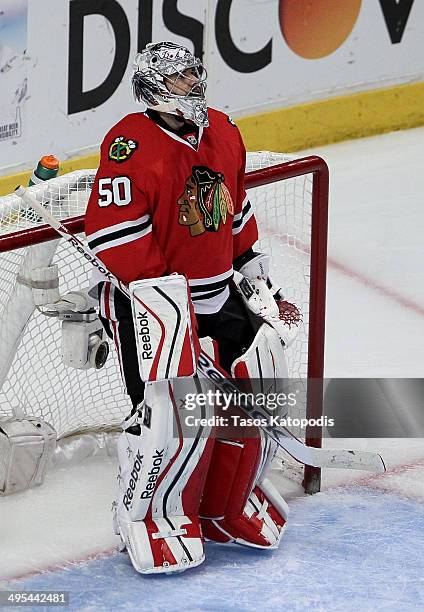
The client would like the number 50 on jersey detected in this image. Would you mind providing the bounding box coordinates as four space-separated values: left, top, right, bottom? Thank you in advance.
98 176 132 207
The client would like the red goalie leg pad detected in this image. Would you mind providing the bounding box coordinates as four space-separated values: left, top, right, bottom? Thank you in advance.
200 437 262 519
199 437 288 548
180 436 215 517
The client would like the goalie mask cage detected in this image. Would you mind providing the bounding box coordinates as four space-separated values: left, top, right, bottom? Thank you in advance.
0 152 328 494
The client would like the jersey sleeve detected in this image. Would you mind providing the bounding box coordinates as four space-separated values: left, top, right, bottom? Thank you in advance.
232 130 258 260
84 133 167 285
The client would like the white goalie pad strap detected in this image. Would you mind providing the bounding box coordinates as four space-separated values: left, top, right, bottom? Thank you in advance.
115 377 213 573
0 415 57 495
259 478 289 524
130 274 198 382
240 479 289 549
234 253 299 348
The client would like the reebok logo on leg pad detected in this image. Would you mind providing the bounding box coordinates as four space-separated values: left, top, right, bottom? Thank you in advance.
140 449 164 499
123 450 144 510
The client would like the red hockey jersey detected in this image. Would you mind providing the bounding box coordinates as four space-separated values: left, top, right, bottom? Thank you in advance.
85 108 258 314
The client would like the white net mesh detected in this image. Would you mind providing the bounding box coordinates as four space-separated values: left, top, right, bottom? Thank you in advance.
0 171 94 235
0 238 131 439
246 153 311 383
0 153 314 442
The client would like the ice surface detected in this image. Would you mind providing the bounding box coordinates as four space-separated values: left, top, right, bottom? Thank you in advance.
308 128 424 377
5 488 424 611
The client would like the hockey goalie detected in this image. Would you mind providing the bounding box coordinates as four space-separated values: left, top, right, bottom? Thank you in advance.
85 42 300 575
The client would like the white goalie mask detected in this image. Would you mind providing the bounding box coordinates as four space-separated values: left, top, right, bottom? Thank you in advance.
132 42 209 128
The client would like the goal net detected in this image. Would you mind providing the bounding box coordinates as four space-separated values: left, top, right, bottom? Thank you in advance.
0 152 328 493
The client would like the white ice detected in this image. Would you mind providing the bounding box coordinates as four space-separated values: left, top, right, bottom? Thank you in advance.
1 127 424 609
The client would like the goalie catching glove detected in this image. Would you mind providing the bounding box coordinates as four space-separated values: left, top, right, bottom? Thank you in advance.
233 252 301 348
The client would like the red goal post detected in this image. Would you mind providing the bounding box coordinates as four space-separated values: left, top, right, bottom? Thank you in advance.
245 156 328 493
0 153 328 494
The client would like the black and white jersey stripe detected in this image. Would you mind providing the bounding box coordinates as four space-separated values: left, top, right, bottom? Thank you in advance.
232 196 254 236
86 214 152 256
189 269 233 314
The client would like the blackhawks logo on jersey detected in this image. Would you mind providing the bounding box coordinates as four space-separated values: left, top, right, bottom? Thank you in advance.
177 166 234 237
108 136 138 163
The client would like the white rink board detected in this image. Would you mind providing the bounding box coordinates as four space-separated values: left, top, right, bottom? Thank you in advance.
0 0 423 173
